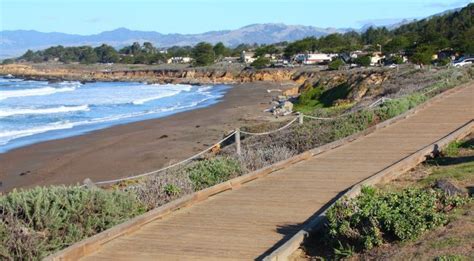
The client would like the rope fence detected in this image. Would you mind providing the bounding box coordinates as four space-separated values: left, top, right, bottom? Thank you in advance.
88 85 443 187
240 117 299 136
94 131 237 185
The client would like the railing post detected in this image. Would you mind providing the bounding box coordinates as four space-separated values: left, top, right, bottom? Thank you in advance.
235 128 241 156
83 178 98 189
299 113 304 125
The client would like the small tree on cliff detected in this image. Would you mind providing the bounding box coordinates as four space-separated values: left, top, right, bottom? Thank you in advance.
251 57 270 69
411 45 435 66
213 42 230 59
354 55 371 67
328 58 345 70
192 42 216 66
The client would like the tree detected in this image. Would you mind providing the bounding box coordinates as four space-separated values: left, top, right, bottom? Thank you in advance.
284 37 318 58
410 45 435 65
387 55 404 64
354 55 371 67
328 59 345 70
250 57 270 69
458 27 474 54
167 46 192 57
383 36 410 54
142 42 157 54
78 46 98 64
192 42 215 66
130 42 141 55
21 50 40 61
213 42 230 58
231 43 252 57
319 34 346 52
1 59 15 65
362 26 391 46
254 45 280 57
94 44 119 63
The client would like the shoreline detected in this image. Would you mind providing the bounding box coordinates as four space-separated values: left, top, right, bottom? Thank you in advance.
0 81 295 192
0 81 229 153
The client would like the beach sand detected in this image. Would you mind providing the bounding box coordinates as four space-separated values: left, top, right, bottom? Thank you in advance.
0 82 293 192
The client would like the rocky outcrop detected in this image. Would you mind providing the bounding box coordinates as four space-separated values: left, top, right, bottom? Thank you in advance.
296 69 391 105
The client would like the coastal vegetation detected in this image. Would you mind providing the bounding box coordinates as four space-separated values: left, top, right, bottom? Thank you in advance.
0 187 145 259
187 157 241 190
327 187 468 255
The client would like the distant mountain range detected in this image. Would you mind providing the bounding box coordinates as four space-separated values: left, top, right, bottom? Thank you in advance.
0 24 352 59
0 6 463 59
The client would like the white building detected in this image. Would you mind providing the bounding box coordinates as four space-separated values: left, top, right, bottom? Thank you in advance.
294 53 336 65
167 57 193 64
241 51 256 64
370 52 385 66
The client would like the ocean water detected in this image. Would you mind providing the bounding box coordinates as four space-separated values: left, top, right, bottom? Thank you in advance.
0 77 228 152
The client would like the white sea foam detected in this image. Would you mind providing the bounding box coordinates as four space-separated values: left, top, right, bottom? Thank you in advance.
132 91 180 105
132 85 193 105
0 121 75 145
0 80 224 150
0 86 76 100
0 105 89 118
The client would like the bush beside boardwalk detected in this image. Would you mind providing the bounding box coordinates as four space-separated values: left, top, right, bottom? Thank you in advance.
0 66 472 259
298 136 474 260
0 187 145 259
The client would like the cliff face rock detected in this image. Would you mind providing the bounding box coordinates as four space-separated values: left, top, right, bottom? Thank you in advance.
0 64 296 85
296 70 391 105
0 64 81 80
238 69 294 82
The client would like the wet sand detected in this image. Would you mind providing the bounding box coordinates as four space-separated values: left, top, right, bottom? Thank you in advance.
0 82 293 192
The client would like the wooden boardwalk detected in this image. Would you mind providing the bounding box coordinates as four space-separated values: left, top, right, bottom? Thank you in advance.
80 84 473 260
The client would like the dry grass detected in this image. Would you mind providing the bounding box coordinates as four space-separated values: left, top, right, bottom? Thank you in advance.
125 168 194 210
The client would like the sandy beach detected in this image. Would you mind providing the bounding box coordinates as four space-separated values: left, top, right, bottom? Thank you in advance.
0 82 294 192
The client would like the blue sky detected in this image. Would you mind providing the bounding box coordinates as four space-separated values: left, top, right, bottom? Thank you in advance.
1 0 472 34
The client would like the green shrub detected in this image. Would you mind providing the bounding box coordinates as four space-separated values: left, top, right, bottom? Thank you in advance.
251 57 270 69
442 140 462 157
388 55 405 64
331 110 375 139
163 184 181 197
295 83 352 112
435 254 466 261
0 186 145 260
326 187 467 254
328 58 344 70
375 93 427 120
187 157 242 190
354 55 371 67
435 58 451 66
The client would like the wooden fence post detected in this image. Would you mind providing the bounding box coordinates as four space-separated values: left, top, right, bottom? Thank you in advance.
83 178 98 189
299 113 304 125
235 128 241 156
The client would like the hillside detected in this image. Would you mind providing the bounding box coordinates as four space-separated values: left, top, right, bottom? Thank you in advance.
0 24 349 59
394 3 473 53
